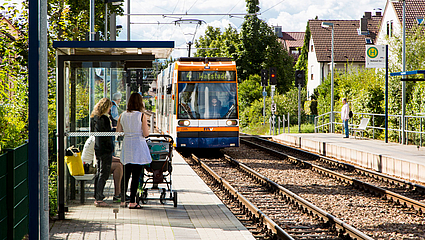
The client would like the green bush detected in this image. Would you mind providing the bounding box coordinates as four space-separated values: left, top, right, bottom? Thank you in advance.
240 87 306 127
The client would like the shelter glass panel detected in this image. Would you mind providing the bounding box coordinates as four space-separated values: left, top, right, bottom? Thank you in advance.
64 61 126 151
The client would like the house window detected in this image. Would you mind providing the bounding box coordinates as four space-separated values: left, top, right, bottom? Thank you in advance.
311 74 314 80
291 48 299 55
310 44 314 52
387 21 393 37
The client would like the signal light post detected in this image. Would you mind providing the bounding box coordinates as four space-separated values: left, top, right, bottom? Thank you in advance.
261 67 277 134
295 70 305 133
261 69 268 125
270 67 277 135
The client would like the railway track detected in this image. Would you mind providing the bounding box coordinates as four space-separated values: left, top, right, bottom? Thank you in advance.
184 151 373 240
242 136 425 214
220 138 425 239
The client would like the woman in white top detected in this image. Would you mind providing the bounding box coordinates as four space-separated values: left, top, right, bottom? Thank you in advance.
117 92 152 209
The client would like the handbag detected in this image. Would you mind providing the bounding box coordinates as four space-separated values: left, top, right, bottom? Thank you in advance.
65 146 85 176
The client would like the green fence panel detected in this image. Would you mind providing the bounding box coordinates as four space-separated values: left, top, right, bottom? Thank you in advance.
11 144 29 240
0 144 29 240
0 152 7 240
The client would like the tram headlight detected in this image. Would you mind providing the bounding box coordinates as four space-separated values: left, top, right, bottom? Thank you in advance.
178 120 190 126
226 120 238 126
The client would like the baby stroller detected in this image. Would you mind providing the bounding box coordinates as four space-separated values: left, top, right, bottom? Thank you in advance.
136 134 177 207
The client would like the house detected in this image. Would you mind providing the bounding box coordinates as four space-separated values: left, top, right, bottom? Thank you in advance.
0 14 21 102
306 12 382 98
0 14 20 41
376 0 425 50
275 26 305 63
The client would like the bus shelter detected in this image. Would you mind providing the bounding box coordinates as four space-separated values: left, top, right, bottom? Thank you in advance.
53 41 174 219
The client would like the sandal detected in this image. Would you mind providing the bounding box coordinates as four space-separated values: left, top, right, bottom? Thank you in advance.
128 203 142 209
94 201 110 207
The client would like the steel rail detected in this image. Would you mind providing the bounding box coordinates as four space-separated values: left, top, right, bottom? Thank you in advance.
220 154 373 240
269 135 425 193
242 137 425 215
251 135 425 196
191 154 295 240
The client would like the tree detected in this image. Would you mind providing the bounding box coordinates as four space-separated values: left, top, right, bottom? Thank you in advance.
238 75 264 110
0 3 29 152
295 22 310 89
49 0 123 41
194 25 239 58
237 0 293 92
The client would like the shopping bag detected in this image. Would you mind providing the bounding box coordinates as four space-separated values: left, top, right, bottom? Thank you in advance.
81 136 95 164
65 147 85 176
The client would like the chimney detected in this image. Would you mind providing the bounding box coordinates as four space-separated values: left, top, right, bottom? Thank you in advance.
361 17 368 32
274 26 283 38
364 12 372 19
374 8 382 17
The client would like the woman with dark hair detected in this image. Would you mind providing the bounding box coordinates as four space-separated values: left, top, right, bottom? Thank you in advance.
90 98 113 207
117 93 152 209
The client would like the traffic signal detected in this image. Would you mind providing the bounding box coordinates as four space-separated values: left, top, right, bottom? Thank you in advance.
295 70 305 87
270 67 277 85
261 69 268 86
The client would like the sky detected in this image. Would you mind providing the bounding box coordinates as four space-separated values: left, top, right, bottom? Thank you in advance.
115 0 388 58
2 0 389 58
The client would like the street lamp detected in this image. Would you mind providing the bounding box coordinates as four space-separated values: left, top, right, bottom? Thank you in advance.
322 21 335 133
402 0 406 144
390 0 406 143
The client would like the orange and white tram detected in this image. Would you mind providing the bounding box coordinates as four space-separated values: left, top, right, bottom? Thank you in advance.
156 57 239 148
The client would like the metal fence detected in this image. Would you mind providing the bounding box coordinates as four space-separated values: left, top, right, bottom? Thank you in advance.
0 143 29 240
314 112 425 146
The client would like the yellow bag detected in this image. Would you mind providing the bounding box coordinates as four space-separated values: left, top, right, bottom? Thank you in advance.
65 152 85 176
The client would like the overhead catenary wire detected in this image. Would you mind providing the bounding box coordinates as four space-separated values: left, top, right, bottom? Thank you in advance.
219 0 243 21
260 0 286 14
123 13 259 16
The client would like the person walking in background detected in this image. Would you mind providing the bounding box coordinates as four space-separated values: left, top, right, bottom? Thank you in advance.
110 92 122 129
91 98 114 207
117 92 152 209
341 98 350 138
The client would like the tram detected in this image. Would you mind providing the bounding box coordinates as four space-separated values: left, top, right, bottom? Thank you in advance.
156 57 239 148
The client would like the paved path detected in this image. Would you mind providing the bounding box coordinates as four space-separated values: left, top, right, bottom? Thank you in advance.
49 151 255 240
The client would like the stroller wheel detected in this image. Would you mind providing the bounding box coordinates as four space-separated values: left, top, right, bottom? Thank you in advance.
141 189 148 204
173 192 178 207
160 192 166 204
136 193 140 204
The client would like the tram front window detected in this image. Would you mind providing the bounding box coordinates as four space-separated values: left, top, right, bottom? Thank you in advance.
178 83 237 119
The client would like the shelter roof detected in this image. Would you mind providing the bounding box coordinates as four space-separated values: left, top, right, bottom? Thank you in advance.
53 41 174 59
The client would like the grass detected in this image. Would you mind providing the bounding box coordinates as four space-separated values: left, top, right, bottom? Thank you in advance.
241 123 315 135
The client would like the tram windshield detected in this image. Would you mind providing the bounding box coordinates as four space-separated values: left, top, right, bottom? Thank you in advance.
178 83 238 119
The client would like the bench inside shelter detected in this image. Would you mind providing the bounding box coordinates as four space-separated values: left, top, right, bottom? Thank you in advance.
72 174 96 204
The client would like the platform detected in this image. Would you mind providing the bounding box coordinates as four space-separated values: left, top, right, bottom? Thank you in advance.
272 133 425 184
49 150 255 240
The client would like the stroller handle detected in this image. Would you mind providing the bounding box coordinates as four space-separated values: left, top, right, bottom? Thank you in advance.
147 133 174 145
